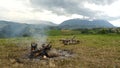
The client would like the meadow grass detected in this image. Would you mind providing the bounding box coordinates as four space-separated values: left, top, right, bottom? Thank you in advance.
0 34 120 68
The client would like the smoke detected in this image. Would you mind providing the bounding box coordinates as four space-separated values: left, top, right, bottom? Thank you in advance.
29 24 48 46
0 21 49 46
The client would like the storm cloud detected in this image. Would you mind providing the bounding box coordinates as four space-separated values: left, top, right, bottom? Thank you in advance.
30 0 118 19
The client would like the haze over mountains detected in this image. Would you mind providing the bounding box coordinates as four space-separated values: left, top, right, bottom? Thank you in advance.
0 20 56 38
0 19 115 38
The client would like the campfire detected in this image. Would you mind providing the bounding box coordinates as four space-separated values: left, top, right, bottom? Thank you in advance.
28 42 74 59
29 42 52 59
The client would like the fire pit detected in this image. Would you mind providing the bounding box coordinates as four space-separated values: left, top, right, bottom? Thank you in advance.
28 42 74 59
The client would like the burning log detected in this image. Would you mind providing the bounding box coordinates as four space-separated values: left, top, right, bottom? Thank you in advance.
31 42 38 52
29 42 52 59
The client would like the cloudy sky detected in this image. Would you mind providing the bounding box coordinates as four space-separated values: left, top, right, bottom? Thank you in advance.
0 0 120 26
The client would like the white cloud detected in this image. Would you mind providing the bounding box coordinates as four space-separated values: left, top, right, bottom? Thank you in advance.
110 19 120 27
0 0 33 22
84 0 120 17
0 0 30 11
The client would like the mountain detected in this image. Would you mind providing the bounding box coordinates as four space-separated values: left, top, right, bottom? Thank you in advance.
0 21 28 37
59 18 114 29
0 19 116 38
0 20 56 38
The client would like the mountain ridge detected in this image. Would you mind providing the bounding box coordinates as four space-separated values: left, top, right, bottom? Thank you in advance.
58 18 114 29
0 19 116 38
0 20 56 38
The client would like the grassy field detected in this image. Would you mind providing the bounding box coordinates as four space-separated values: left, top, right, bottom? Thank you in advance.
0 34 120 68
